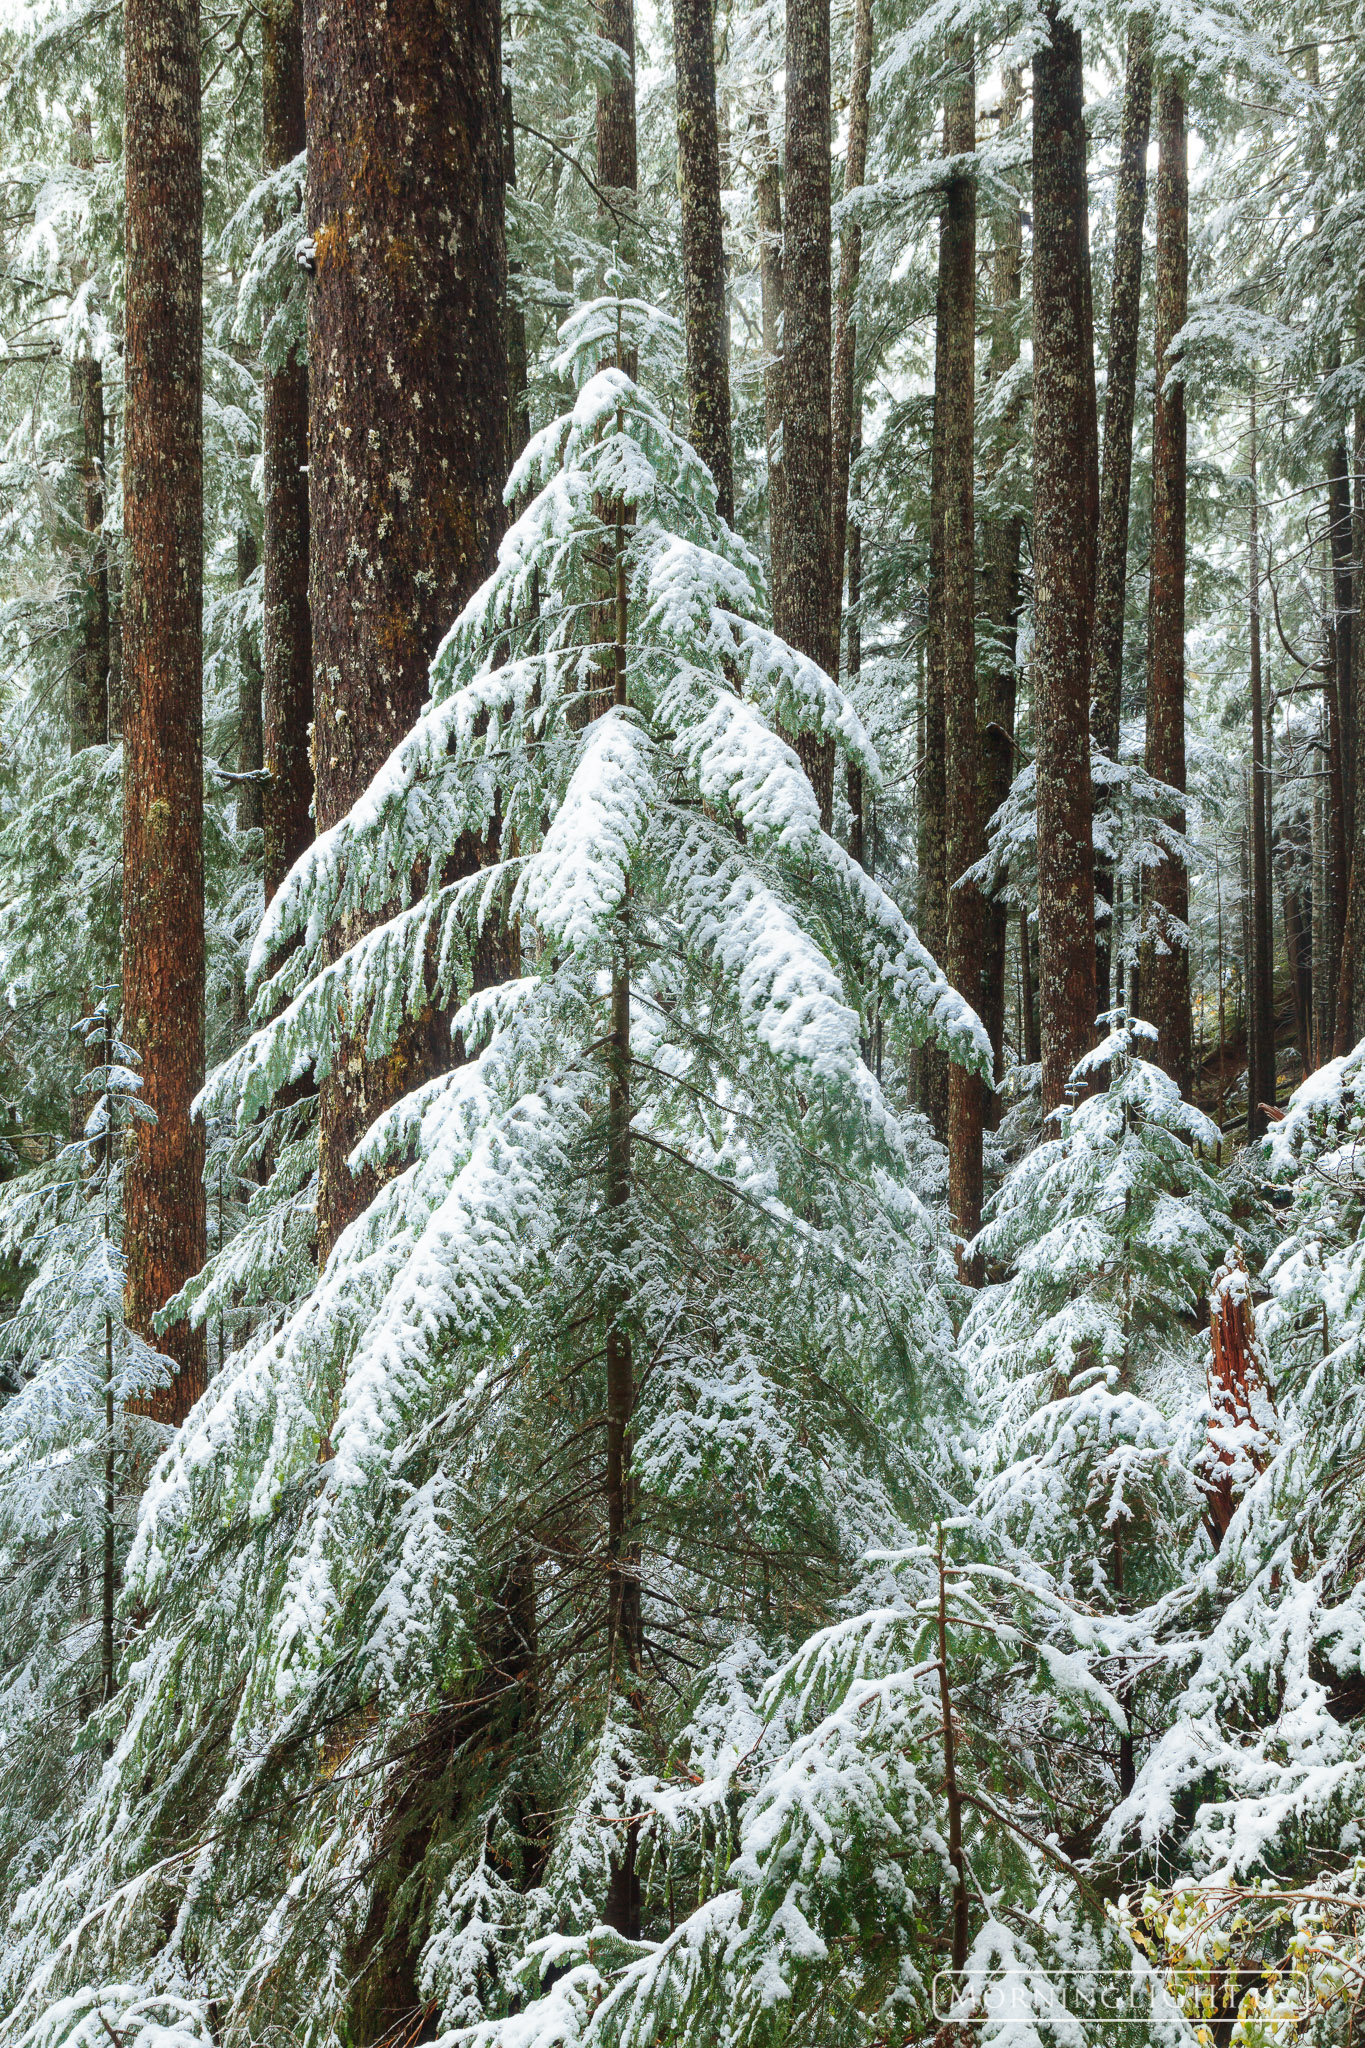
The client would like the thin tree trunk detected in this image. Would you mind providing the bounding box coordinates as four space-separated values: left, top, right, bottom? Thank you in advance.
236 529 263 836
777 0 836 824
1353 332 1365 1041
1032 8 1098 1113
756 111 785 615
920 291 948 1131
979 68 1024 1123
1143 77 1191 1096
830 0 871 621
1313 737 1329 1067
674 0 733 522
306 0 509 1263
261 0 312 904
122 0 207 1426
846 408 865 865
941 40 983 1266
1283 884 1311 1080
1248 386 1275 1128
1325 513 1350 1048
68 109 109 756
1091 16 1151 1004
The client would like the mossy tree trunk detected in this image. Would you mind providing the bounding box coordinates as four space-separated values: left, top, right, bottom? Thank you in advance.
674 0 733 522
122 0 208 1425
777 0 836 825
305 0 509 1262
1032 7 1098 1114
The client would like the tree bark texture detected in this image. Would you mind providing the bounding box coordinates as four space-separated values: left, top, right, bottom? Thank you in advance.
830 0 871 623
978 68 1024 1122
1091 17 1150 765
1330 438 1354 1049
1247 388 1275 1128
674 0 733 523
777 0 836 824
846 407 865 865
919 274 949 1135
236 528 264 836
122 0 207 1425
1143 77 1192 1096
755 115 785 617
262 0 313 903
940 43 983 1263
1032 11 1098 1114
305 0 508 1262
597 0 639 204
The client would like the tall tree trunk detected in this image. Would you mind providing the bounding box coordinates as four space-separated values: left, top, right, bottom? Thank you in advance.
1284 882 1311 1080
1091 15 1151 1008
674 0 733 522
830 0 871 620
755 114 785 616
306 0 508 1263
236 529 264 837
597 0 639 205
1032 8 1098 1113
1143 78 1191 1095
920 274 949 1134
261 0 313 904
846 407 865 865
1248 386 1276 1128
1329 437 1354 1048
122 0 207 1425
941 41 982 1265
979 68 1024 1123
777 0 836 824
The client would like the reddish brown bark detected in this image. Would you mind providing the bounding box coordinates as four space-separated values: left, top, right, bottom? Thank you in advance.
777 0 836 824
1144 78 1191 1097
122 0 208 1424
1032 9 1098 1115
940 42 983 1266
674 0 733 522
305 0 508 1261
1199 1249 1277 1546
920 305 948 1133
978 71 1024 1120
262 0 313 903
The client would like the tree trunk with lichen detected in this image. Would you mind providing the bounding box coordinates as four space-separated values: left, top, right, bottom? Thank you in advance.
597 0 638 213
1091 15 1150 1009
68 109 109 755
777 0 836 824
122 0 207 1426
674 0 732 523
978 70 1023 1120
236 529 263 837
305 0 509 1263
1033 8 1098 1114
832 0 871 855
941 41 982 1266
1143 78 1191 1097
262 0 313 903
